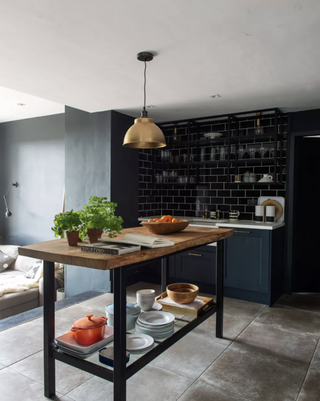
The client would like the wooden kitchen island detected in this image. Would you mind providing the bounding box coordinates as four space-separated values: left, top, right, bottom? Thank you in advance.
19 226 233 401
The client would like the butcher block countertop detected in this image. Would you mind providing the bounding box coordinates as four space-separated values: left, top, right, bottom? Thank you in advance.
19 226 234 271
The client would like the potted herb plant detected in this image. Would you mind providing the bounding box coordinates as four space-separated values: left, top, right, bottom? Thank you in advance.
79 196 123 243
51 209 82 246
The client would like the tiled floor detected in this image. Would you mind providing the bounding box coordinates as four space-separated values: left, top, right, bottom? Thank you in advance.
0 284 319 401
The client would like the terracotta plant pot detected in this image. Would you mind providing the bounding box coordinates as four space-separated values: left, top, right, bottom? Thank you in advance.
87 229 103 243
66 231 81 246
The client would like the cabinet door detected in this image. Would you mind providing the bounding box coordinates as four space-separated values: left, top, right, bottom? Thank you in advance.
224 229 270 293
175 245 216 284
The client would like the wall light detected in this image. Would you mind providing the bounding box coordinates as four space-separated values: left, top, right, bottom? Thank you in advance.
3 182 18 218
123 52 166 149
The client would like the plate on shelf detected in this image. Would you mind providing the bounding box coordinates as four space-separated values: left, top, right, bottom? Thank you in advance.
138 311 175 326
126 333 154 351
203 132 223 139
55 326 114 354
135 302 162 311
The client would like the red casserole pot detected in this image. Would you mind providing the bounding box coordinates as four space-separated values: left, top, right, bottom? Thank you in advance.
71 314 107 345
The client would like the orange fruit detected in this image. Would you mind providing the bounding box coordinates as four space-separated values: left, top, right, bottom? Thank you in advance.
172 218 178 223
148 219 154 222
161 215 167 220
154 218 161 222
160 218 167 222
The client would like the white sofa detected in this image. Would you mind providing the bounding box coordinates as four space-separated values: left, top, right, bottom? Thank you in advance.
0 245 59 320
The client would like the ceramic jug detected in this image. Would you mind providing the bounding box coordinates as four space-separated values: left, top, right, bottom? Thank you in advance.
258 174 273 183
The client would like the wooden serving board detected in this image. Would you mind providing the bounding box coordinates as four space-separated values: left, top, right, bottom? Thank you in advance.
155 291 214 317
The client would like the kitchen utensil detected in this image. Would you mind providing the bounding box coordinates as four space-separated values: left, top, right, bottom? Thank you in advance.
203 132 223 139
210 147 216 161
234 174 241 183
258 174 273 183
136 289 155 311
229 210 240 220
265 206 275 223
249 173 257 182
166 283 199 304
220 146 226 161
71 314 107 346
55 327 114 354
258 196 285 222
105 303 141 330
99 347 130 367
261 199 283 222
200 148 206 162
255 206 264 222
140 220 189 235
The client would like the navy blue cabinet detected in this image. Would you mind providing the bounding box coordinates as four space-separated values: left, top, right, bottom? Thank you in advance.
223 227 284 305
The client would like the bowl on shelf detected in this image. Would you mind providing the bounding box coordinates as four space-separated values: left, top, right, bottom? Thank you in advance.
140 220 189 235
166 283 199 304
203 132 223 139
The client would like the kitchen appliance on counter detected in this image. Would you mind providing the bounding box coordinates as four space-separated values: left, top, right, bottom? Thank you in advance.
265 206 276 223
255 206 265 222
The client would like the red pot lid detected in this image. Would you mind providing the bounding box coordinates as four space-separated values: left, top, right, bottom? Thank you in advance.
73 314 106 329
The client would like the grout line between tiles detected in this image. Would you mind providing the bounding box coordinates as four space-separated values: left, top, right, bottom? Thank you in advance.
294 337 320 401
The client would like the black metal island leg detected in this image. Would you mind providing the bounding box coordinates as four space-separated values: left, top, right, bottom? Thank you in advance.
113 266 128 401
43 260 56 398
216 240 225 338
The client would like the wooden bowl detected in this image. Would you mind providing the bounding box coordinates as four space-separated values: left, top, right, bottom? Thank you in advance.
140 220 189 235
166 283 199 304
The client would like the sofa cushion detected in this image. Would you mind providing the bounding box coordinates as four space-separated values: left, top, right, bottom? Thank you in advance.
15 255 42 273
0 246 19 263
0 251 16 272
0 287 39 311
25 260 42 279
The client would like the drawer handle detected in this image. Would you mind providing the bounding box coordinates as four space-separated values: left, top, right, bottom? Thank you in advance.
188 253 202 257
234 230 251 234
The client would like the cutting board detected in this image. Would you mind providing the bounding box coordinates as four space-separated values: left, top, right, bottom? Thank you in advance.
258 196 285 222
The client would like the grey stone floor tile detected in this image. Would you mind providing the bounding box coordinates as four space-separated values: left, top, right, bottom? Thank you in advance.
78 292 113 308
11 350 92 395
297 369 320 401
255 305 320 336
276 293 320 313
67 364 194 401
150 330 231 379
223 298 265 319
0 317 43 365
310 340 320 372
200 342 307 401
0 367 64 400
178 381 252 401
193 313 254 341
60 397 75 401
236 322 318 364
0 362 6 370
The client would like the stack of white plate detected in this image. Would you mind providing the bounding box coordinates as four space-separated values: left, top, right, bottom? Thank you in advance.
55 327 114 359
135 311 175 340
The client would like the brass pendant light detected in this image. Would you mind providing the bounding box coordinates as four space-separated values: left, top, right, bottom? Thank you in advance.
123 52 166 149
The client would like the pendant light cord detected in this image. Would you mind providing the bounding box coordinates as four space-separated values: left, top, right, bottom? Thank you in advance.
141 61 148 118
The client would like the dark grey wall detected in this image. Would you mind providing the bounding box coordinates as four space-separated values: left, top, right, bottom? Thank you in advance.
64 107 137 297
0 114 65 245
290 108 320 132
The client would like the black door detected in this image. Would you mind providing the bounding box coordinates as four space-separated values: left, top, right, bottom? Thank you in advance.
292 136 320 292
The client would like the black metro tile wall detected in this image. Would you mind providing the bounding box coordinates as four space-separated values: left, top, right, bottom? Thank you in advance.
139 113 287 220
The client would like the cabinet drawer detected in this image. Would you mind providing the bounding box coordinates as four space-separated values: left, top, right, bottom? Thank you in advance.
175 249 216 284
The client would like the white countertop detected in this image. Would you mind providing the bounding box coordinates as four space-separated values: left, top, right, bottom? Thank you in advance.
138 216 285 230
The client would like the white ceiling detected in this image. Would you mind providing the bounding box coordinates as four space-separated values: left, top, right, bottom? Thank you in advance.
1 0 320 123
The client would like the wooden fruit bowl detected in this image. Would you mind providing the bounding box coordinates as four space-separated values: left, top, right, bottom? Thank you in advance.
166 283 199 304
140 220 189 235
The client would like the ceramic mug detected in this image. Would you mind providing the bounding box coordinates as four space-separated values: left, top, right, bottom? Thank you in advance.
229 210 240 220
136 289 155 311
